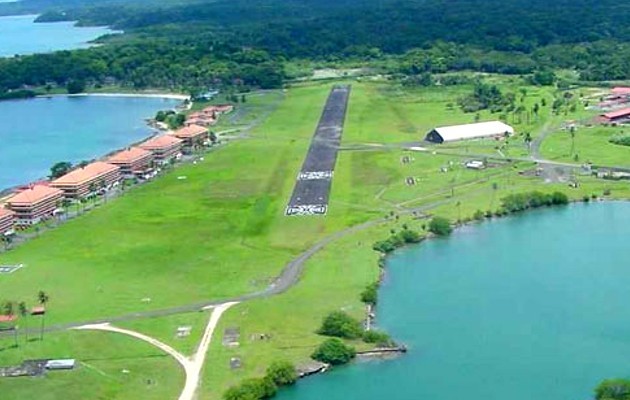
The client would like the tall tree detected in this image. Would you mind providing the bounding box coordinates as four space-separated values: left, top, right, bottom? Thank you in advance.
18 302 28 344
37 291 49 341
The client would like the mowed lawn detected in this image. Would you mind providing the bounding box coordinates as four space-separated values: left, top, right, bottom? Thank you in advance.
0 330 183 400
541 125 630 167
0 84 342 325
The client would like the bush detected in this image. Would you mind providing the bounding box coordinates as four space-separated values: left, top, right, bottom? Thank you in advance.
372 228 423 253
223 377 277 400
362 330 393 346
311 338 356 365
428 217 452 236
473 209 485 221
595 379 630 400
266 361 298 386
372 239 396 253
360 282 379 305
66 79 86 94
317 311 363 339
609 133 630 147
398 228 422 243
501 191 568 213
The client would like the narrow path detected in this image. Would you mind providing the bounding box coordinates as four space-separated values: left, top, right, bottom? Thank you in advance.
73 302 238 400
183 302 238 400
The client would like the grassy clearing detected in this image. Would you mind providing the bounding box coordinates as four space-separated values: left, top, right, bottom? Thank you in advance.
541 125 630 167
0 330 183 400
118 311 211 357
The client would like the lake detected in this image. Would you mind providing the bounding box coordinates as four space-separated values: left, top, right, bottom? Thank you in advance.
0 95 181 190
0 14 116 57
276 203 630 400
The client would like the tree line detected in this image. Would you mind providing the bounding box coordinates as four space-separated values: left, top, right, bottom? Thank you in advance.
1 0 630 97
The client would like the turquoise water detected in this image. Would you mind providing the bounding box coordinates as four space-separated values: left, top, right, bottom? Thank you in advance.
277 203 630 400
0 96 180 189
0 15 116 57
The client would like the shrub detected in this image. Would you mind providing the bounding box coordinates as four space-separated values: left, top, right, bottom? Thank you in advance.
595 379 630 400
372 240 396 253
609 133 630 147
360 282 379 305
223 385 257 400
362 330 393 346
224 377 277 400
398 228 422 243
473 210 485 221
372 228 423 253
428 217 452 236
318 311 363 339
266 361 298 386
311 338 356 365
501 191 569 213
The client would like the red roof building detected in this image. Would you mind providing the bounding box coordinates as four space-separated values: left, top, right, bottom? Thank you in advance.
139 135 183 164
51 162 121 199
0 315 17 323
6 185 63 225
173 124 208 147
601 107 630 123
0 208 15 235
611 87 630 96
107 147 154 176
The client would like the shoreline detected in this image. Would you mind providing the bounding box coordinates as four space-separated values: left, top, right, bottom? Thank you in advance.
36 93 190 101
0 93 186 196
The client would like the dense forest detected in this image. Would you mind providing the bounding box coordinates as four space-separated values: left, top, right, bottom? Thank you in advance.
1 0 629 94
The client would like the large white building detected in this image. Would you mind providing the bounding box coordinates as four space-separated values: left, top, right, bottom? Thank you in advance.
425 121 514 143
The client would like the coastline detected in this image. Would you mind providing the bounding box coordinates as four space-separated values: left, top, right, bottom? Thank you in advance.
36 93 190 101
0 93 185 195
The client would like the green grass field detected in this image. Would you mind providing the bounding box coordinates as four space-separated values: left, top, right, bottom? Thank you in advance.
541 125 630 167
1 76 628 400
0 330 183 400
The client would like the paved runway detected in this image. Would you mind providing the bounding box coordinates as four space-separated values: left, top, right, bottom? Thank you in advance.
286 85 350 216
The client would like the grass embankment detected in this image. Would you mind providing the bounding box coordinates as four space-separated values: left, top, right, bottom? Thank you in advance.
1 77 629 400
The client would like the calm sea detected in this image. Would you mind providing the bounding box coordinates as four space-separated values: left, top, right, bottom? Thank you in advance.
0 96 180 190
276 203 630 400
0 14 116 57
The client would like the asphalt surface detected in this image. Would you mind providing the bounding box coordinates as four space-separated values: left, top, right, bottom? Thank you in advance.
286 85 350 216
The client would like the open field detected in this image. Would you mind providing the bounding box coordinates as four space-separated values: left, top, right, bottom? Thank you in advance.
0 330 183 400
541 125 630 167
1 76 629 399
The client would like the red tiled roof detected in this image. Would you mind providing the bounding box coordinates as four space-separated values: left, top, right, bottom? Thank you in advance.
611 87 630 95
7 185 63 206
139 135 183 150
0 208 14 219
0 315 17 323
174 124 207 138
603 107 630 119
107 147 152 164
52 162 119 186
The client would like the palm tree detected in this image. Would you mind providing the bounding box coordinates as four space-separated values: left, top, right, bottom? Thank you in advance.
18 302 28 344
3 301 17 347
37 291 49 341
